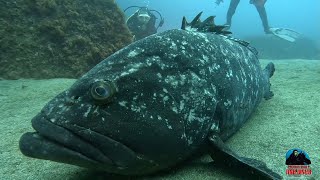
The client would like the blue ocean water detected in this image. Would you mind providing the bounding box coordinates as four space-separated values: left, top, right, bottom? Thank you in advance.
116 0 320 46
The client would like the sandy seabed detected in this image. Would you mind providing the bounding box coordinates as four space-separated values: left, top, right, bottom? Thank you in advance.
0 59 319 180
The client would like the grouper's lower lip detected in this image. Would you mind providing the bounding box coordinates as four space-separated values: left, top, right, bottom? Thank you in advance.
19 114 146 172
19 132 103 168
19 114 113 168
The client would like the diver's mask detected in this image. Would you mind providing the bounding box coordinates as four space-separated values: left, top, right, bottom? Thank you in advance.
137 13 151 23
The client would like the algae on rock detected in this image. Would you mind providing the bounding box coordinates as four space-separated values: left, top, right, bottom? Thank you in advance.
0 0 133 79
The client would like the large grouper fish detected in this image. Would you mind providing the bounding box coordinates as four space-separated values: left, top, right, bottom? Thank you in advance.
19 12 281 179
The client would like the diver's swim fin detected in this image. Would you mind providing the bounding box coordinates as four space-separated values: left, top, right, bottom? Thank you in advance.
207 133 282 179
269 27 301 42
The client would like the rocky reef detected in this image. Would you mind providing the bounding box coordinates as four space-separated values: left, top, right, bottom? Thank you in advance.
0 0 133 79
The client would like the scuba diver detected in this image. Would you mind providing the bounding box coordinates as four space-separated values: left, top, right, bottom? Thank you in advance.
224 0 271 34
124 6 164 41
215 0 301 42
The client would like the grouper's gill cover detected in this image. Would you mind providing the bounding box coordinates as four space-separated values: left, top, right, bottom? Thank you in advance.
19 17 275 176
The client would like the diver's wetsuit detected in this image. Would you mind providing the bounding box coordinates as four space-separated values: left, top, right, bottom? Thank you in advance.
226 0 271 33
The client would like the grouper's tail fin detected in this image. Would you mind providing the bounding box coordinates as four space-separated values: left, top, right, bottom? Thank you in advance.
263 62 275 100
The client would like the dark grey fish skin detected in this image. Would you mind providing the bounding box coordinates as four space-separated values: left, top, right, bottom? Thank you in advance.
19 21 277 177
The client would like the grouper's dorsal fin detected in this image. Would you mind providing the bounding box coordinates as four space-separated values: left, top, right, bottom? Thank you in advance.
180 12 231 35
202 16 214 25
181 12 203 31
181 16 187 30
190 12 203 26
181 12 257 55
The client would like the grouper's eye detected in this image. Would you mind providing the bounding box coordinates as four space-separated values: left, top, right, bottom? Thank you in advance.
90 80 117 103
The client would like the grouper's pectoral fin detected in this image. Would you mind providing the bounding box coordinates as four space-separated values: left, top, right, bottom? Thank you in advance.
263 62 275 100
207 133 282 180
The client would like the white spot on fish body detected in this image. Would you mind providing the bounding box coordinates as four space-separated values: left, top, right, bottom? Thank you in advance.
220 45 229 56
93 107 100 115
141 104 147 109
210 122 219 131
242 91 246 99
128 50 138 57
213 63 220 70
185 26 197 32
244 79 247 86
181 133 187 140
224 58 230 65
165 76 179 88
202 55 209 62
84 106 92 117
180 74 186 83
211 84 217 94
197 33 209 42
172 107 178 113
225 38 235 46
182 94 189 100
249 74 253 81
170 42 177 51
179 101 185 111
163 88 168 93
155 35 163 40
226 69 233 78
208 66 215 73
191 72 201 81
187 109 196 122
128 68 137 73
236 75 239 81
200 69 206 75
224 99 232 106
133 95 138 101
131 105 141 112
204 89 212 96
164 118 173 129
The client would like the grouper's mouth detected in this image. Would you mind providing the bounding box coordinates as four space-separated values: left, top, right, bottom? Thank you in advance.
19 114 148 173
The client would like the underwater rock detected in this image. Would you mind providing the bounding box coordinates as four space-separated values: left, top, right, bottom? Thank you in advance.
0 0 133 79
